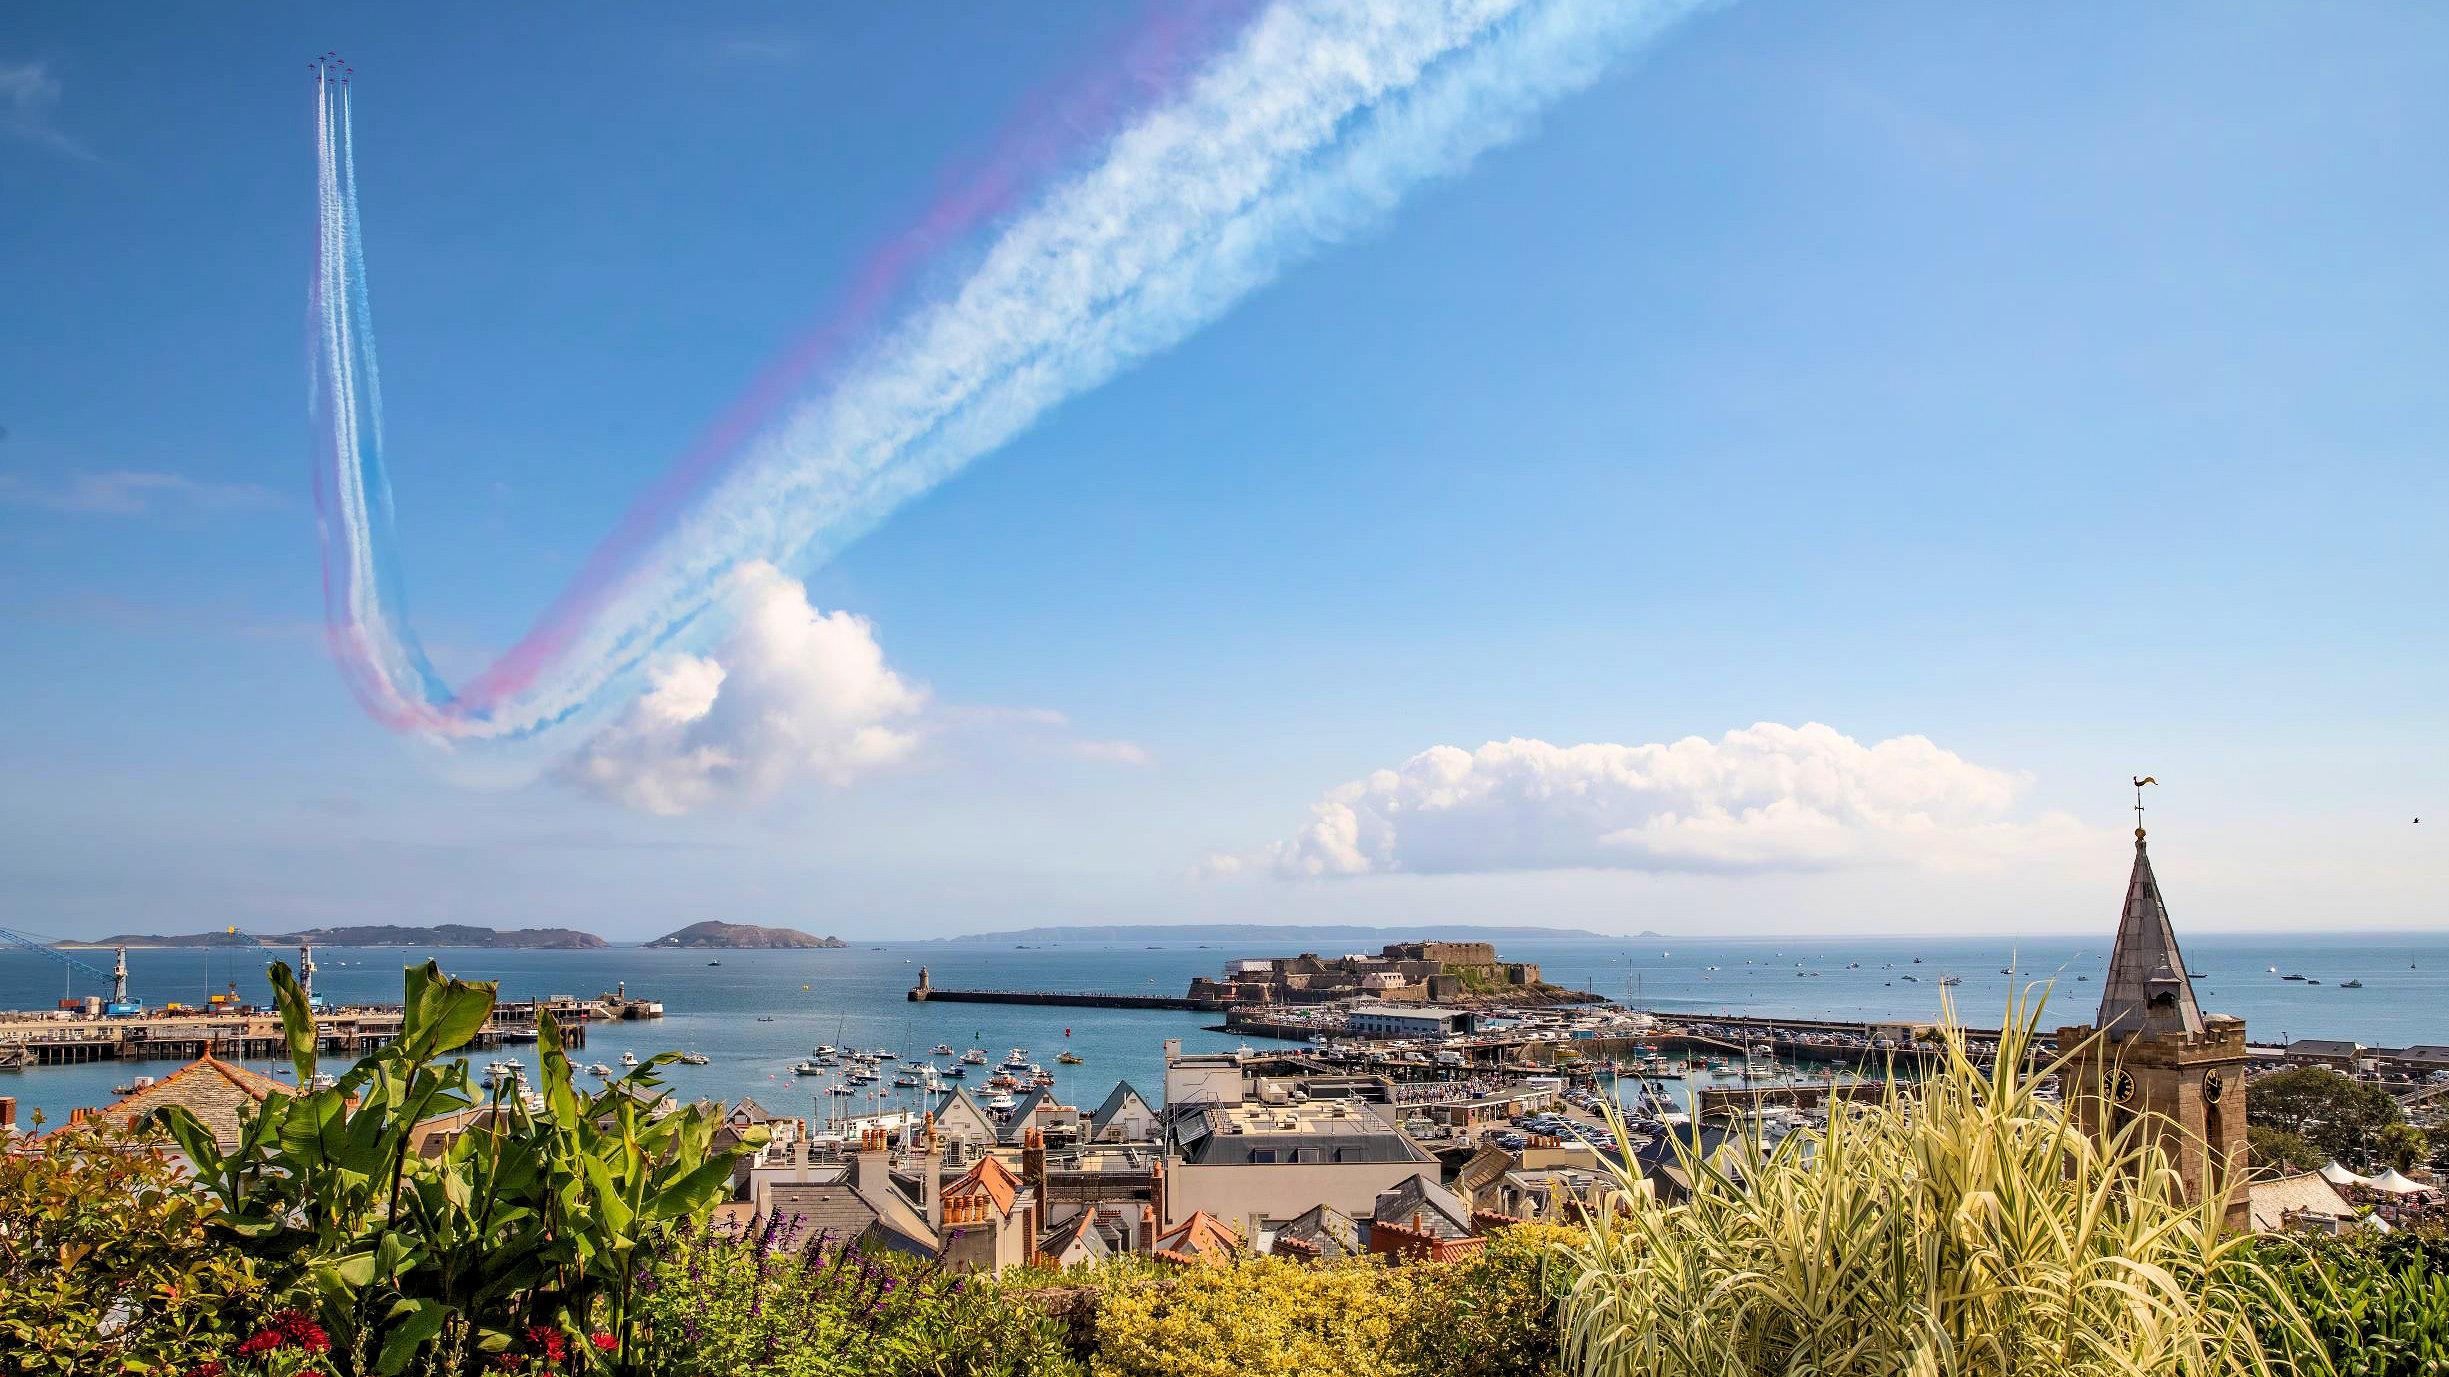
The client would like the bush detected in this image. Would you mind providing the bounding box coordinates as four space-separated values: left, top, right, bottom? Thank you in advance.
1394 1224 1579 1377
1558 995 2317 1376
635 1217 1081 1377
158 961 755 1374
1088 1255 1424 1377
0 1121 272 1374
1086 1225 1578 1377
2254 1232 2449 1376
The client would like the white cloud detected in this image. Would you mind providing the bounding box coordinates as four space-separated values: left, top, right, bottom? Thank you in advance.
1237 723 2087 879
564 562 925 815
564 564 1144 815
0 469 275 516
0 60 93 160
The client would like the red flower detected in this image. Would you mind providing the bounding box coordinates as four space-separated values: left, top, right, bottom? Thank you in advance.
490 1355 522 1372
236 1309 330 1359
521 1324 568 1366
589 1332 619 1353
182 1363 227 1377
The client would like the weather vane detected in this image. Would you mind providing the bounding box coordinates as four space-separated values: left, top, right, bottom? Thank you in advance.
2132 775 2157 837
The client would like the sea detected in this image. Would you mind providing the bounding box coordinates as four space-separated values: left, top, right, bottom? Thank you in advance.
3 933 2443 1128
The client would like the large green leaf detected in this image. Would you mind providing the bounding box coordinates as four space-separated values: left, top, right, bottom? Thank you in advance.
375 1297 453 1375
267 959 319 1082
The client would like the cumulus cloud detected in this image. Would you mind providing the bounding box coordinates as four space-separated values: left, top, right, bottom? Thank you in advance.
1234 722 2084 879
565 563 1145 815
564 562 925 815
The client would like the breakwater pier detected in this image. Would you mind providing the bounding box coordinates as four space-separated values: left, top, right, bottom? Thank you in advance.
906 968 1218 1012
0 992 660 1070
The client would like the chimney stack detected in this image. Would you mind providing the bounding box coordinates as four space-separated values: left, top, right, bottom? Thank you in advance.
0 1096 15 1132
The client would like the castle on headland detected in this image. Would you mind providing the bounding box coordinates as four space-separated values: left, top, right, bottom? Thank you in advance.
1186 940 1546 1007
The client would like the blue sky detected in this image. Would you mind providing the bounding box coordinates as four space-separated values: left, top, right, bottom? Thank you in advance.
2 1 2442 941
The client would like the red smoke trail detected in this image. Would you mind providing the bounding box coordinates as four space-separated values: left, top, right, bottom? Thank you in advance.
455 1 1256 715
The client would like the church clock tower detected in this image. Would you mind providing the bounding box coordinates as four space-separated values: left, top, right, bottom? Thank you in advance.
2055 784 2250 1232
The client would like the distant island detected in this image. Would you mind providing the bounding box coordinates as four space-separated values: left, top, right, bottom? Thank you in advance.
928 923 1634 945
58 924 607 950
647 921 847 950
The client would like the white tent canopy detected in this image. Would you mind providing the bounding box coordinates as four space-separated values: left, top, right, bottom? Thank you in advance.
2366 1168 2432 1195
2319 1160 2371 1188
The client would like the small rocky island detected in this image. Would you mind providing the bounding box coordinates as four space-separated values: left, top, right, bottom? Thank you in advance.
647 921 847 950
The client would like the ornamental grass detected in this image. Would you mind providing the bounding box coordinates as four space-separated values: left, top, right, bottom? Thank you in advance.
1558 992 2324 1377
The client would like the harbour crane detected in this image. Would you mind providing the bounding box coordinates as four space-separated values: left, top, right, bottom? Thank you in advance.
214 926 327 1010
0 927 143 1016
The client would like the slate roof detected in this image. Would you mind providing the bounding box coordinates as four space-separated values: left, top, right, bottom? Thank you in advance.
93 1055 287 1151
728 1097 776 1124
1040 1208 1110 1265
999 1087 1055 1143
763 1179 937 1259
2096 835 2204 1038
1370 1172 1473 1239
1271 1203 1359 1260
1089 1081 1153 1139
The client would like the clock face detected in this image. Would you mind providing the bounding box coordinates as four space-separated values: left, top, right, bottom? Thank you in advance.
2113 1070 2137 1104
2203 1070 2225 1105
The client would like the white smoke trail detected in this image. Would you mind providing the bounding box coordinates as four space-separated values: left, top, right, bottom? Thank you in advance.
327 0 1709 750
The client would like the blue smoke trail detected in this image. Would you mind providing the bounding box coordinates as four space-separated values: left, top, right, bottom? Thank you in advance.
313 0 1713 753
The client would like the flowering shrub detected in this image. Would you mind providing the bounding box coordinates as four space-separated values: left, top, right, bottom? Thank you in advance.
0 1120 274 1374
632 1214 1080 1376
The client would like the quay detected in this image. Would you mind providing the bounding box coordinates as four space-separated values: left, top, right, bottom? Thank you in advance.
0 991 661 1070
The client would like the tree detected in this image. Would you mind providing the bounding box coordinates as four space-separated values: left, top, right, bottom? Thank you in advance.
2376 1123 2432 1174
2247 1124 2327 1174
2247 1066 2402 1167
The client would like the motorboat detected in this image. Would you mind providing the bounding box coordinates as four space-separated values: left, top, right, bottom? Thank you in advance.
943 1064 967 1078
587 1062 614 1077
827 1084 855 1097
1057 1051 1084 1065
2342 979 2365 989
791 1061 826 1076
933 1044 956 1057
1002 1048 1031 1068
961 1049 990 1065
679 1051 710 1065
619 1052 640 1067
984 1092 1017 1112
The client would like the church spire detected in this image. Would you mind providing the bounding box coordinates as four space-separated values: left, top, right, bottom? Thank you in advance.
2096 779 2203 1039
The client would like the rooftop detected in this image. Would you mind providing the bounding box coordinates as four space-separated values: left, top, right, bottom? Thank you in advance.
1172 1100 1435 1167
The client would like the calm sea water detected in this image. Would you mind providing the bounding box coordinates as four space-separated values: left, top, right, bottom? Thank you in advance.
4 933 2442 1126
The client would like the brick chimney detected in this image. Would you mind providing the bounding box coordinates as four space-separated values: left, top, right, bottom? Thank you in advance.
852 1125 892 1196
0 1096 14 1133
1022 1126 1048 1245
919 1112 945 1227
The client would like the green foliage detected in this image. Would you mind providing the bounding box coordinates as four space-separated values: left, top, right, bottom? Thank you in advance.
154 960 760 1375
2251 1067 2405 1168
0 1121 273 1374
2377 1125 2433 1175
1393 1223 1580 1377
1085 1227 1578 1377
2252 1124 2331 1174
634 1219 1080 1377
2253 1232 2449 1377
1089 1255 1426 1377
1558 993 2316 1376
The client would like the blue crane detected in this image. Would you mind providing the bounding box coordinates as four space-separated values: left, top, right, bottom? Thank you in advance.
0 927 143 1016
